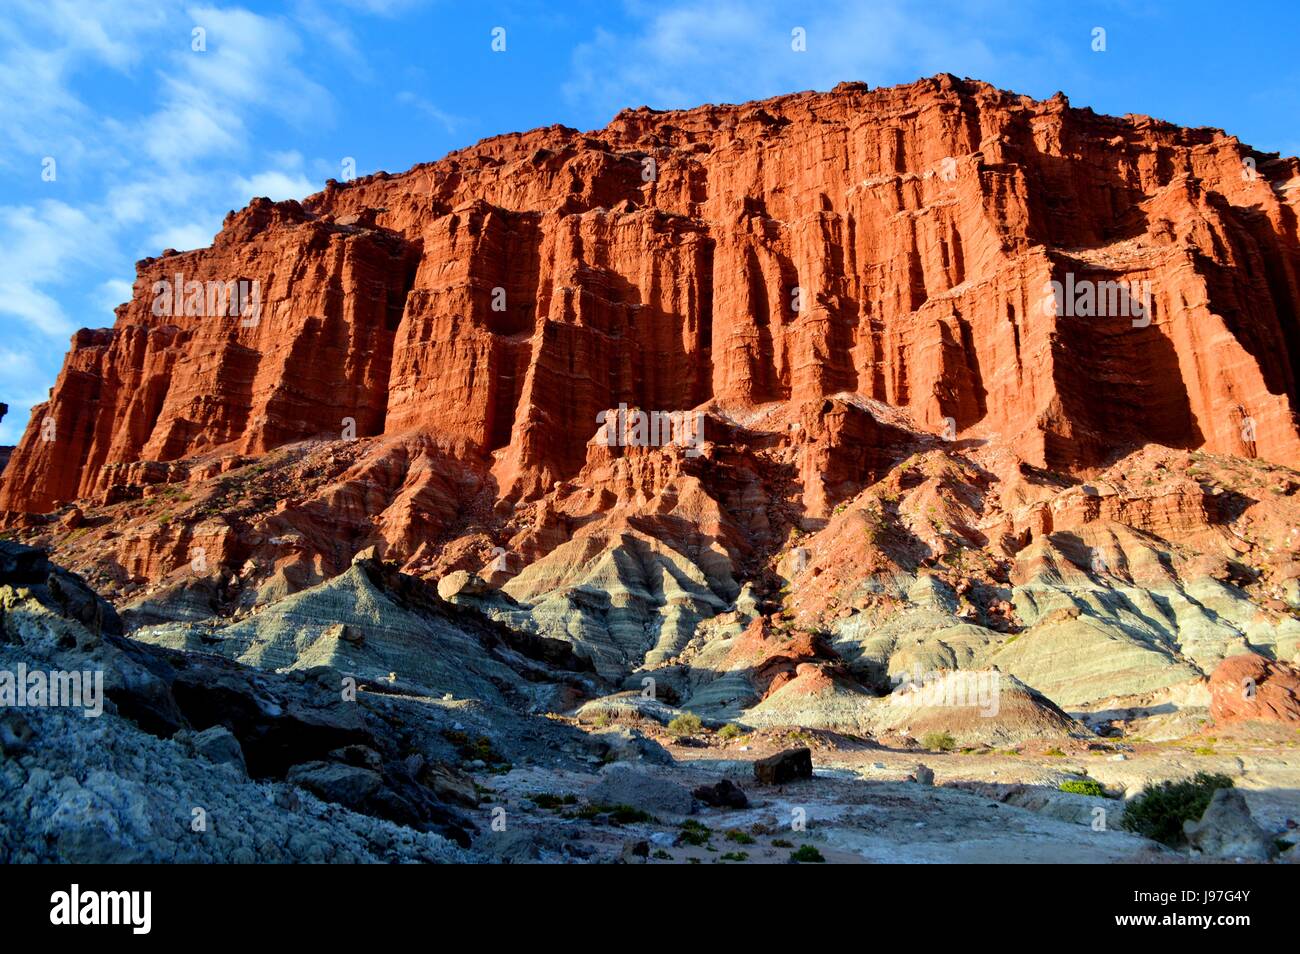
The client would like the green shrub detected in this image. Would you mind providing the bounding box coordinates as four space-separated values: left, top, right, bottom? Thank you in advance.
717 723 745 740
679 819 711 846
725 829 755 845
1121 773 1235 847
606 804 653 825
1059 779 1108 798
920 731 956 752
720 851 749 862
577 803 653 824
528 793 578 810
790 844 825 863
771 838 793 848
667 713 703 736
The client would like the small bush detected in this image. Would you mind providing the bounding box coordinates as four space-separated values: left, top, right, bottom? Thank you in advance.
717 723 745 740
720 851 749 862
679 819 711 846
771 838 793 848
667 713 703 736
920 731 956 752
606 804 653 825
1059 779 1108 798
1121 773 1235 847
1044 747 1066 758
528 793 578 810
790 844 825 863
725 829 755 845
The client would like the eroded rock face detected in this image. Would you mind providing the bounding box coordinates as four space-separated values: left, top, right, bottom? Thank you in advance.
4 75 1299 521
2 77 1299 726
1209 654 1300 727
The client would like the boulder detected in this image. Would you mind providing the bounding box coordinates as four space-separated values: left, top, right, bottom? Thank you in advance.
190 725 247 777
286 761 383 808
754 747 813 785
1183 788 1279 861
1209 654 1300 727
589 765 693 816
692 779 750 809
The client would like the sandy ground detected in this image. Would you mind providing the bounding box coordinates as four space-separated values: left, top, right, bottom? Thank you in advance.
467 724 1300 863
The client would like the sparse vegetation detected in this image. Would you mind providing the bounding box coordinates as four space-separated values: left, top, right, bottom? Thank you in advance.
1121 772 1235 847
717 723 745 740
725 829 755 845
679 819 711 846
1059 779 1108 798
576 803 653 825
920 730 956 752
790 844 825 863
667 712 703 736
529 793 578 810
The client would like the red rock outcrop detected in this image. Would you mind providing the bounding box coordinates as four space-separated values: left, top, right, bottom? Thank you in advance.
2 75 1299 608
1209 654 1300 727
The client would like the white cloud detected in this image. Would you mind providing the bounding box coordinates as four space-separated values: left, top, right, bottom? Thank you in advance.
147 221 222 253
95 278 136 313
396 90 463 133
143 6 331 168
232 169 317 202
0 201 115 334
565 0 1006 116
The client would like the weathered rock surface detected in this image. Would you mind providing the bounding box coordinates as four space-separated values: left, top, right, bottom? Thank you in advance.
2 76 1300 736
754 746 814 784
1183 787 1279 861
0 542 608 860
1209 654 1300 728
589 764 694 816
5 74 1298 515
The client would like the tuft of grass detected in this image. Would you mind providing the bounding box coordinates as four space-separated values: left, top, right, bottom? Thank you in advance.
1059 778 1108 798
1120 772 1235 848
717 723 745 741
667 712 703 736
577 803 654 825
790 844 825 863
528 793 578 810
679 819 711 846
1044 747 1067 758
771 838 793 848
725 829 756 845
719 851 749 862
920 730 956 752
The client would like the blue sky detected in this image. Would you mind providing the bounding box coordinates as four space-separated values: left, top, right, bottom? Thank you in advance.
2 0 1298 444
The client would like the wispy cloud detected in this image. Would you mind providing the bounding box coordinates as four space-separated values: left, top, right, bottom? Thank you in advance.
0 0 362 436
396 90 464 133
565 0 1027 117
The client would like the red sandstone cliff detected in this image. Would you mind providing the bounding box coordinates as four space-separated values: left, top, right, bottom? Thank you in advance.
3 75 1299 522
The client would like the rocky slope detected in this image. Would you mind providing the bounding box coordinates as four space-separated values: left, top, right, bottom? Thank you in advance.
2 75 1299 739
